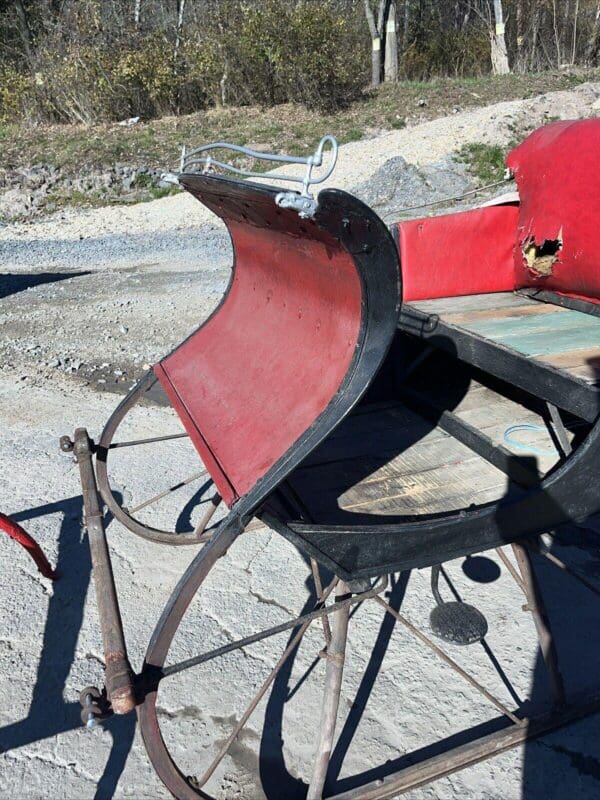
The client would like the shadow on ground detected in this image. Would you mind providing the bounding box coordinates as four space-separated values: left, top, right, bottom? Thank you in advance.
0 496 135 800
0 272 91 299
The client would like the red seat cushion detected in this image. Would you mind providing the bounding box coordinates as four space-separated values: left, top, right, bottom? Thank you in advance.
396 204 519 302
507 119 600 304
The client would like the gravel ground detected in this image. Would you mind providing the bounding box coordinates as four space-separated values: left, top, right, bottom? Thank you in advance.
1 84 600 800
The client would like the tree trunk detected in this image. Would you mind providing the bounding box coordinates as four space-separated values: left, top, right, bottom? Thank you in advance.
384 1 398 81
364 0 382 85
552 0 562 66
219 62 228 107
571 0 580 64
134 0 142 28
490 0 510 74
174 0 186 67
14 0 34 66
403 0 410 48
364 0 391 86
585 2 600 63
529 3 543 69
515 0 524 72
563 0 571 65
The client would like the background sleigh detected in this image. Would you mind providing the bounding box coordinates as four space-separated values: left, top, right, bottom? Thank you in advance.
65 119 600 799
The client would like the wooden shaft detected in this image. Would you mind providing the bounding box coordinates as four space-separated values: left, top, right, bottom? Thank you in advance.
511 540 566 706
74 428 135 715
307 582 351 800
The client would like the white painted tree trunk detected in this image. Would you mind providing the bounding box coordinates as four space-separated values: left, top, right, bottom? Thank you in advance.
364 0 382 85
175 0 186 62
384 1 398 82
490 0 510 74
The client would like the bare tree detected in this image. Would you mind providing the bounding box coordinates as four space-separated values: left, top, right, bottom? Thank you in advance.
384 0 398 81
585 1 600 63
134 0 142 28
402 0 410 51
515 0 525 72
571 0 580 64
174 0 186 67
14 0 34 66
552 0 562 65
364 0 391 85
490 0 510 74
529 2 544 69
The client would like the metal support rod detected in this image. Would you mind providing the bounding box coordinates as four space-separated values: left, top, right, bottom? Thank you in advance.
162 578 386 679
73 428 135 715
195 578 340 788
307 582 351 800
430 564 443 605
495 547 526 595
311 557 332 645
511 540 566 707
127 470 208 515
193 492 221 537
374 596 521 724
546 402 573 457
109 431 189 449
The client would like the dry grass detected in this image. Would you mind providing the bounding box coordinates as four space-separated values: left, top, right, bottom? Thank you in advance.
1 69 597 209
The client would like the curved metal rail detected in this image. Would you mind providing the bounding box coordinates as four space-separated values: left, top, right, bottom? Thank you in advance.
177 135 338 217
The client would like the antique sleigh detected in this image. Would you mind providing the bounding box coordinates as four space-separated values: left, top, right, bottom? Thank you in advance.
63 119 600 798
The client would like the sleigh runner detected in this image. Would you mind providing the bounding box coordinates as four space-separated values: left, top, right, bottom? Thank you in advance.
64 120 600 799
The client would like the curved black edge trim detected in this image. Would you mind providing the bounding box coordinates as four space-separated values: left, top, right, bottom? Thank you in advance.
160 173 401 532
267 406 600 580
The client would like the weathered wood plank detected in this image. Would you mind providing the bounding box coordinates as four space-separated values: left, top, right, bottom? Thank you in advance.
443 303 558 325
466 309 600 343
409 292 532 314
470 326 600 358
403 291 600 399
290 392 512 520
538 349 600 384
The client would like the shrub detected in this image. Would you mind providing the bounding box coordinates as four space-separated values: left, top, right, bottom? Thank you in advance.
403 21 490 80
280 1 368 111
0 0 368 123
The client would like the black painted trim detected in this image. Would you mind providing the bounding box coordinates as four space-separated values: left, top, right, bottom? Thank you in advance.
266 403 600 579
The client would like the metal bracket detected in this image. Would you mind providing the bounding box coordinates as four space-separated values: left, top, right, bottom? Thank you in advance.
274 191 317 219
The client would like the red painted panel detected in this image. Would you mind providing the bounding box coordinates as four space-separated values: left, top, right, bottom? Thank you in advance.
507 119 600 303
395 204 519 302
157 217 363 506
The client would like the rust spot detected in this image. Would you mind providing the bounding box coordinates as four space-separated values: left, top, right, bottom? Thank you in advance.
522 229 563 277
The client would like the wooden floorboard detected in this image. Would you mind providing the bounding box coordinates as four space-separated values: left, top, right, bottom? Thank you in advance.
408 293 533 314
537 348 600 385
405 292 600 394
289 366 571 523
290 398 535 521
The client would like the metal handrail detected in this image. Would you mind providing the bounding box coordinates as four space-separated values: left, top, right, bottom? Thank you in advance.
174 135 338 218
180 135 338 194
